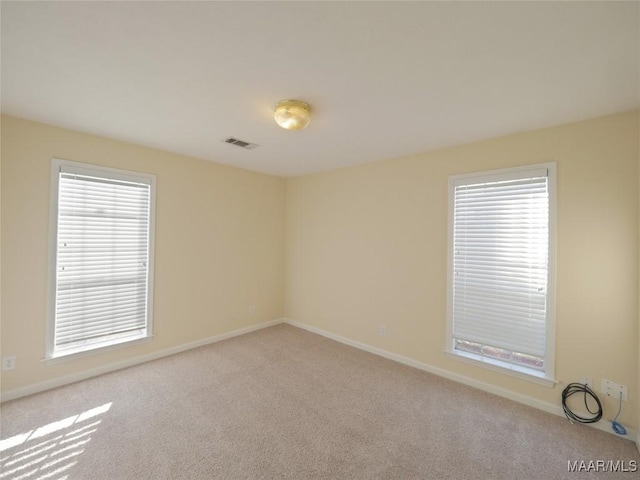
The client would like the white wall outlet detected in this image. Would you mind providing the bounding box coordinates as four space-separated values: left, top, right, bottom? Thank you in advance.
379 325 387 336
2 355 16 371
601 378 628 401
249 305 256 315
580 377 593 390
619 384 629 401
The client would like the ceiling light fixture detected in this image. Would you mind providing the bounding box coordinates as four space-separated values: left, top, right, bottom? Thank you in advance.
274 100 311 131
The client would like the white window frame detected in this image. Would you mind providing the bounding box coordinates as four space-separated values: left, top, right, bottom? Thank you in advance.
46 159 156 360
446 162 556 386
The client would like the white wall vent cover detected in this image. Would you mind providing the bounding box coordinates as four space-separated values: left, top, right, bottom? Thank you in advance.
222 137 260 150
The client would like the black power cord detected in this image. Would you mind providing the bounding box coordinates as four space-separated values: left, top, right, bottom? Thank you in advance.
561 382 603 424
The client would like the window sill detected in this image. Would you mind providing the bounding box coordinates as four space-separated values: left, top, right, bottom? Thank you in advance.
44 334 153 365
445 349 557 388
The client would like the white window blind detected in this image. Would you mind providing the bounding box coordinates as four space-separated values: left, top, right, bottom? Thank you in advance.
50 162 154 357
451 166 550 371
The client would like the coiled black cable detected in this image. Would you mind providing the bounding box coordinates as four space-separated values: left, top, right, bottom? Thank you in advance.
561 382 602 424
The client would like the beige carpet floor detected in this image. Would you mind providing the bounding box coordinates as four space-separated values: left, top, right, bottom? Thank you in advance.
1 324 638 479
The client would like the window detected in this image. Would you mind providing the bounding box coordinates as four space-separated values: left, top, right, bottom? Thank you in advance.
47 159 156 359
447 163 556 384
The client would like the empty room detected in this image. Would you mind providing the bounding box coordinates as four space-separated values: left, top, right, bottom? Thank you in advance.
1 1 639 479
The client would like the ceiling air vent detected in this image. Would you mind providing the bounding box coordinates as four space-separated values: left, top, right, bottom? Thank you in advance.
222 137 259 150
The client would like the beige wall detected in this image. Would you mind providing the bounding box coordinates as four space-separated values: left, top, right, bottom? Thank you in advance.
1 115 286 393
2 111 639 434
285 111 639 430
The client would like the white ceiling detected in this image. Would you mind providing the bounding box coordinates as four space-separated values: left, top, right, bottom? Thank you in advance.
1 1 638 177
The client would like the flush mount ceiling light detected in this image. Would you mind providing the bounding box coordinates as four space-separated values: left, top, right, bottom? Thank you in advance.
274 100 311 130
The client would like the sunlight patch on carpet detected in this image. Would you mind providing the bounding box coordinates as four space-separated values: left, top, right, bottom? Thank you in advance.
0 402 112 480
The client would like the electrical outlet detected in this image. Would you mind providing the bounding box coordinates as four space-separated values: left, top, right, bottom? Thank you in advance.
619 384 629 401
580 377 593 389
379 325 387 336
2 355 16 371
601 379 628 401
249 305 256 315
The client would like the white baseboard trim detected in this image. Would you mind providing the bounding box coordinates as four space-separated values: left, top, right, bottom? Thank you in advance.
1 318 285 403
283 318 637 442
4 317 637 445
